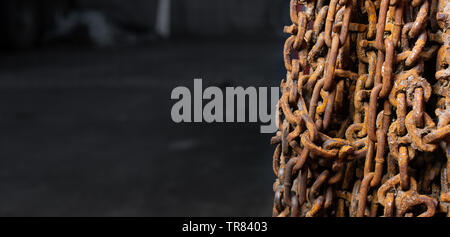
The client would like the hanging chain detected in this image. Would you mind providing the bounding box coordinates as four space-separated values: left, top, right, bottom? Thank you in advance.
272 0 450 217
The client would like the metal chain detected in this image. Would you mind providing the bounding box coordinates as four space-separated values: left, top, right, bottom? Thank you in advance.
272 0 450 217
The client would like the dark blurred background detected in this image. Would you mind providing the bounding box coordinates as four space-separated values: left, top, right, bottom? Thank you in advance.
0 0 287 216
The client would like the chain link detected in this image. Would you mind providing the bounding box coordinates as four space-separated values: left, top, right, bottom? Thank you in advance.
272 0 450 217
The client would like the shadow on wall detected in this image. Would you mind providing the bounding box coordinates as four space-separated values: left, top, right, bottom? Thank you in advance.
0 0 286 49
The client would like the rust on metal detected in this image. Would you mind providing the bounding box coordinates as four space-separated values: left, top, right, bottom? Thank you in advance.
272 0 450 217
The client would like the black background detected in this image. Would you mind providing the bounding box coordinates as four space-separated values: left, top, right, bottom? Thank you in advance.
0 0 290 216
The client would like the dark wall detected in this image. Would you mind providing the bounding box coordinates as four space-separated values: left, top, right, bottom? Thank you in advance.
77 0 286 36
174 0 284 36
0 0 286 48
77 0 158 30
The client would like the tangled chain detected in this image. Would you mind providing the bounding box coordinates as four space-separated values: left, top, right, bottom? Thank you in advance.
272 0 450 217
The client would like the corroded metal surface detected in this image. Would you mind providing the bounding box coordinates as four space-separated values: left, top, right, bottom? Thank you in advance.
272 0 450 217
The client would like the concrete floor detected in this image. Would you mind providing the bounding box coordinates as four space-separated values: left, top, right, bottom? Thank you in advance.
0 39 282 216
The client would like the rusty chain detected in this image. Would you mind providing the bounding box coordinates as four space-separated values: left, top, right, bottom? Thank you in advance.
272 0 450 217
